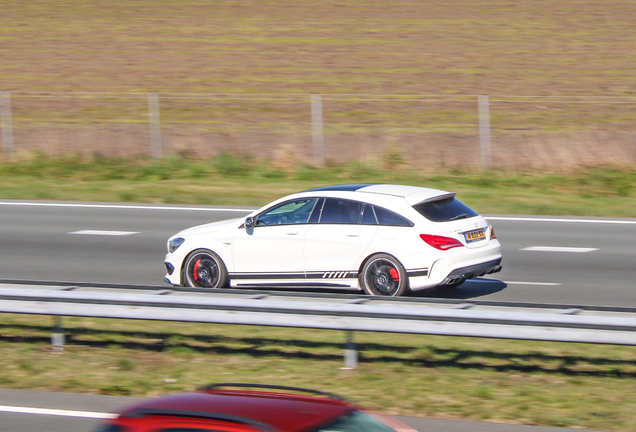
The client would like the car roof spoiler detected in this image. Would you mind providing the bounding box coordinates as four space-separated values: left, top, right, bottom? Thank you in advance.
414 192 457 206
200 383 347 401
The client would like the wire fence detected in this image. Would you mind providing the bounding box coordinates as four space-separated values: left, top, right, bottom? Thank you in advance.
1 91 635 170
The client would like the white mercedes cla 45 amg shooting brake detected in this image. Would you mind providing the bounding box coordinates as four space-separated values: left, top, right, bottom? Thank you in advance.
164 184 502 296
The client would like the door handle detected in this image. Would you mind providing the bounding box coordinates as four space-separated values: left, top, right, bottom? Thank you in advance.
285 231 299 235
346 232 362 237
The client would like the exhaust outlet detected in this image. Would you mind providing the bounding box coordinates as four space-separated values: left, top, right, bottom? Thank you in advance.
489 265 502 274
445 276 464 285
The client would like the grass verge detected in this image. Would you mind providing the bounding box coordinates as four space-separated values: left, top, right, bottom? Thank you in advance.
0 313 635 431
0 153 634 217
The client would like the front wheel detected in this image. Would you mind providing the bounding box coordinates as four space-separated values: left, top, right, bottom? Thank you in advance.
183 249 228 288
359 253 408 296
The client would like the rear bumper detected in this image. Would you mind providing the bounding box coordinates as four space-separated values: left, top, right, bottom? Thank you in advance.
437 258 502 287
408 241 502 291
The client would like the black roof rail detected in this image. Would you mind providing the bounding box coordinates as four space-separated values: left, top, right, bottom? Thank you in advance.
121 408 279 432
199 383 347 401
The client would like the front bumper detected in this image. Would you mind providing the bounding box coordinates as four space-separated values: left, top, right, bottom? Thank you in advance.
164 252 182 286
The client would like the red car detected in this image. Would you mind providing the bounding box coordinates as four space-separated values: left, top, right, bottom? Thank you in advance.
94 383 415 432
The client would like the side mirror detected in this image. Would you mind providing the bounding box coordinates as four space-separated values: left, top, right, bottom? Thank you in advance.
245 217 255 229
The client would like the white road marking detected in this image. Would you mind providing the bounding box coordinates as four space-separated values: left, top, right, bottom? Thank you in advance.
505 280 562 286
487 216 636 225
0 405 115 419
0 202 251 212
522 246 599 253
69 230 139 236
469 279 561 286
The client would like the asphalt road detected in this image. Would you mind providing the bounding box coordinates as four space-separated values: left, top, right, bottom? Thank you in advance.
0 200 634 307
0 388 609 432
1 200 630 431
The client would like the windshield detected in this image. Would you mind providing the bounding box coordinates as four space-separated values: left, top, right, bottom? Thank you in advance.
413 196 478 222
311 410 398 432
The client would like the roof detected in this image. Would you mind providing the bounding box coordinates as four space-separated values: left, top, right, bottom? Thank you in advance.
116 388 355 432
303 184 450 205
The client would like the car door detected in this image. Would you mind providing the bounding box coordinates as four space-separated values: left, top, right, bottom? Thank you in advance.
231 198 319 278
304 198 379 276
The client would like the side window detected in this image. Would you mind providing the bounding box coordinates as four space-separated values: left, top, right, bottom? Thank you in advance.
158 429 237 432
373 205 413 227
93 424 126 432
308 198 325 224
360 204 378 225
255 198 319 226
158 429 235 432
319 198 364 224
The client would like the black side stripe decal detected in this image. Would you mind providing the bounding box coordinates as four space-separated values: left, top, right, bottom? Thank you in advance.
229 270 427 279
406 269 429 277
229 271 359 280
229 273 305 280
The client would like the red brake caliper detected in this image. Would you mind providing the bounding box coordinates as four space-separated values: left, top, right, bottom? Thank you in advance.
389 267 399 282
193 259 201 283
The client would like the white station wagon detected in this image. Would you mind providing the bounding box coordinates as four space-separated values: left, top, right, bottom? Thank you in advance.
164 184 502 296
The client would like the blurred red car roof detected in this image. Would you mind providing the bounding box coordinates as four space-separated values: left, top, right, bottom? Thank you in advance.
115 387 354 432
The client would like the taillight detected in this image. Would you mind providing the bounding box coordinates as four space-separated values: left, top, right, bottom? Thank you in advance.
489 224 497 240
420 234 463 250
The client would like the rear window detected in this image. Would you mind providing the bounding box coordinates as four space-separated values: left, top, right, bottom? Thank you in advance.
413 196 478 222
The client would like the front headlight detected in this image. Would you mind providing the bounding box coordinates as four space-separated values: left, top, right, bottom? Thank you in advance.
168 237 185 253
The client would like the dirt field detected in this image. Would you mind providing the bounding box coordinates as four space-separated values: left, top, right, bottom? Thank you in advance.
1 0 635 169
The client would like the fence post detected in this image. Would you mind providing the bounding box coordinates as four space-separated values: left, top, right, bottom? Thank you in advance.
51 316 65 351
148 92 162 159
342 330 358 369
0 91 14 156
311 94 325 167
478 95 492 169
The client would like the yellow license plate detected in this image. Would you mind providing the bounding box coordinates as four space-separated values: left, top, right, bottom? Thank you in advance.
464 228 486 243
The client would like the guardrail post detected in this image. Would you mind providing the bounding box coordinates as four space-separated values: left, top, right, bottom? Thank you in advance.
51 316 65 351
148 92 162 159
0 91 14 156
343 331 358 369
478 95 492 169
311 94 325 167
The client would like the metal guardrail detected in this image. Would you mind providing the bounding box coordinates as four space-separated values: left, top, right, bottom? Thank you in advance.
1 286 635 368
4 278 636 313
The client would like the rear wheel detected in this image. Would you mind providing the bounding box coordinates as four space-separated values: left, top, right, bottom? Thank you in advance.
183 249 228 288
359 253 408 296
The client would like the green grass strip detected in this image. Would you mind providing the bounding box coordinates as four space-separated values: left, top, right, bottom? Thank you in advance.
0 313 635 431
0 153 634 217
